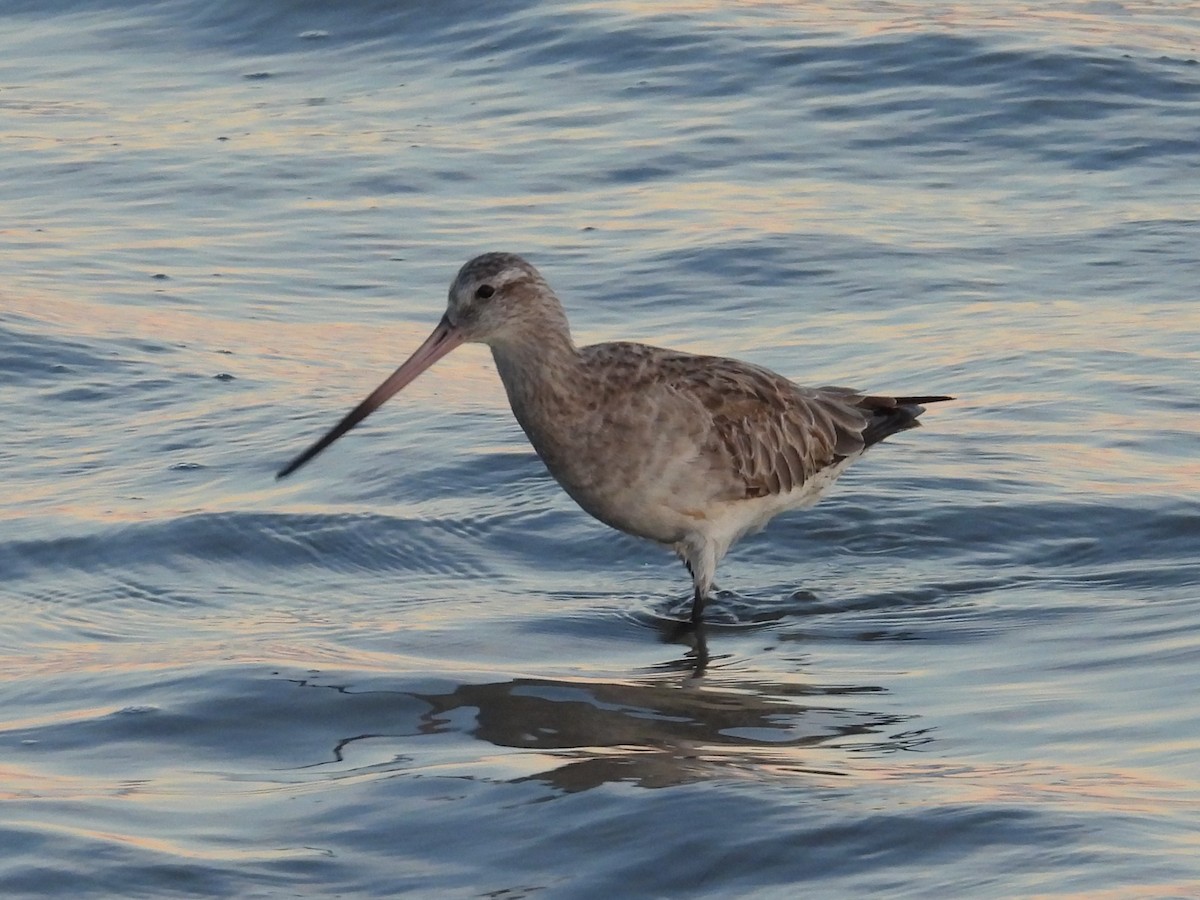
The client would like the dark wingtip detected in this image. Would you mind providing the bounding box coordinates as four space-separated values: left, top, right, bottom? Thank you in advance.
860 394 954 447
895 395 955 405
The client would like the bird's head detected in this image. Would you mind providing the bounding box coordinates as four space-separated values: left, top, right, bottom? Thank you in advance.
445 252 557 346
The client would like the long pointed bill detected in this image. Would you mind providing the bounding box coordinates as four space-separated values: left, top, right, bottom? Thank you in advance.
277 314 465 479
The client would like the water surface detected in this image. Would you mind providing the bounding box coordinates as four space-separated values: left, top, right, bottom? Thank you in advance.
2 1 1198 896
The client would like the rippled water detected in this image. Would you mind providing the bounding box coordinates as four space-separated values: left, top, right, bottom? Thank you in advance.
3 1 1198 896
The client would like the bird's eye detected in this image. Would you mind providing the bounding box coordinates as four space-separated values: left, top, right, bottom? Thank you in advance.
475 284 495 300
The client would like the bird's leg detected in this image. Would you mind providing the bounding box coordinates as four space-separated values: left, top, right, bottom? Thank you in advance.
689 584 706 626
675 538 716 627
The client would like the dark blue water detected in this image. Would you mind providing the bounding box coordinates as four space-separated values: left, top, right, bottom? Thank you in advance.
2 1 1198 896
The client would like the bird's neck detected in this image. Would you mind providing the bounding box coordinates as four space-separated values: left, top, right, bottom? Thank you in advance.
488 315 584 454
490 319 580 398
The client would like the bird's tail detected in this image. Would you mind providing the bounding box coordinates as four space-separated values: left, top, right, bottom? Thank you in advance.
860 395 954 447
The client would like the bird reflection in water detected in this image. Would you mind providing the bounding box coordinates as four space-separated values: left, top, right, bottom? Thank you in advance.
289 661 927 794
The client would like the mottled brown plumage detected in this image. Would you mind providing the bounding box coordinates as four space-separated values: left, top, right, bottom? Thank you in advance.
278 252 952 624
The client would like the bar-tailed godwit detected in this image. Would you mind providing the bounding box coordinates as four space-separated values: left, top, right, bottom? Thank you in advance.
278 253 951 624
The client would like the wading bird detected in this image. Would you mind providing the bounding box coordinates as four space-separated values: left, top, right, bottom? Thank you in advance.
278 253 951 625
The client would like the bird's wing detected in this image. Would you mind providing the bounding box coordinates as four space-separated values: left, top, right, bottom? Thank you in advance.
583 342 872 500
579 342 936 502
676 363 873 499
